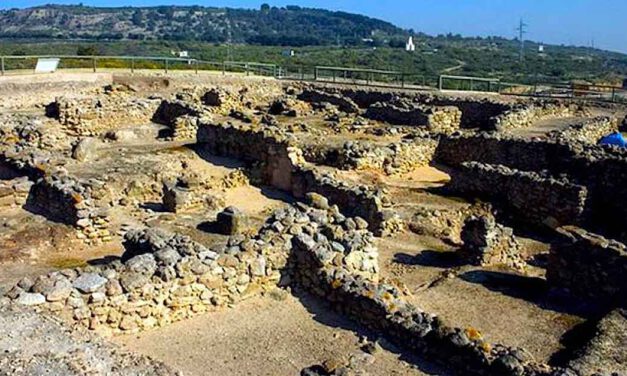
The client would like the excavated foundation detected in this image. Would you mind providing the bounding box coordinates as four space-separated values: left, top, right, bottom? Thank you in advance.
0 73 625 376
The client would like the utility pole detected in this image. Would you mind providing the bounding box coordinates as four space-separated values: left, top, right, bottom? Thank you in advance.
516 18 528 63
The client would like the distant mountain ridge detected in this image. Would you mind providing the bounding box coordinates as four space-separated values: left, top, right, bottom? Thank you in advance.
0 4 407 46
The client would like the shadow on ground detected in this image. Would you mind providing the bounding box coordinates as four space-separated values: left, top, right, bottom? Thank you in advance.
459 270 596 317
394 250 465 269
292 288 458 376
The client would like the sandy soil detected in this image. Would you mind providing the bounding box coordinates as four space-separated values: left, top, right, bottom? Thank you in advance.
376 230 587 364
114 292 451 376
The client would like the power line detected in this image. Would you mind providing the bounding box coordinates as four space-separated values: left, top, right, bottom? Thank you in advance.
516 18 528 63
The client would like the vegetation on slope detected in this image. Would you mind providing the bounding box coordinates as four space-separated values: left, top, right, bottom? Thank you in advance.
1 4 626 85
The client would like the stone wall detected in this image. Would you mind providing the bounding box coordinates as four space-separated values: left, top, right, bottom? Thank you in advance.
196 120 394 234
290 167 390 235
337 88 396 108
460 215 525 271
307 86 513 128
152 99 203 126
364 102 461 133
285 203 574 376
568 308 627 376
436 132 627 241
196 120 302 191
4 226 284 334
446 162 588 227
435 133 575 172
297 89 360 113
4 199 598 376
46 92 160 137
308 85 586 131
0 176 31 208
547 226 627 305
25 174 111 245
302 136 438 175
0 147 49 181
547 116 619 145
491 101 587 131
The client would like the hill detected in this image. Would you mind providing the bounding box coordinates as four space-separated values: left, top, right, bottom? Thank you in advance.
0 4 405 46
0 4 626 84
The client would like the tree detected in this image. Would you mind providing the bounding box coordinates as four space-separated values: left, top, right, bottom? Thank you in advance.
131 9 144 27
260 4 270 14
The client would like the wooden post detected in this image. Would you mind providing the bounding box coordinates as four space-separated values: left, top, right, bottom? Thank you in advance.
92 57 97 73
1 57 4 76
438 76 443 90
222 62 226 75
195 60 198 74
165 59 168 74
245 63 249 76
332 70 336 82
131 58 135 73
314 67 318 81
401 73 405 88
612 87 616 103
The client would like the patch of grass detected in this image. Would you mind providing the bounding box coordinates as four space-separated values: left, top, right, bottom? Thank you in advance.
48 257 88 269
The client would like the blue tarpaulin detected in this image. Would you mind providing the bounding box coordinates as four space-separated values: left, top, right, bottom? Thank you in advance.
599 132 627 148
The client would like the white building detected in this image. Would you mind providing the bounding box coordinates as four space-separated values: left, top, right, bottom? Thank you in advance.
177 51 189 58
538 45 544 53
405 36 415 52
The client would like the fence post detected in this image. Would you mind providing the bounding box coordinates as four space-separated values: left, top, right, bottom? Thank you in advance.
612 87 616 102
131 58 135 73
92 57 97 73
314 67 318 81
438 76 443 90
222 62 226 75
245 63 249 76
195 60 198 74
332 70 336 82
401 73 405 88
1 57 4 76
164 59 168 74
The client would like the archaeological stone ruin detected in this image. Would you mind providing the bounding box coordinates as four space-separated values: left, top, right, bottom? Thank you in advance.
0 72 625 376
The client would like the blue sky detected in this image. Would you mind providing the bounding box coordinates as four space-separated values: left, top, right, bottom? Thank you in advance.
2 0 626 53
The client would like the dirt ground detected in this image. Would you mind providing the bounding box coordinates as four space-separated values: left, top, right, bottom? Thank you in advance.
1 72 620 375
114 291 451 376
377 231 587 363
